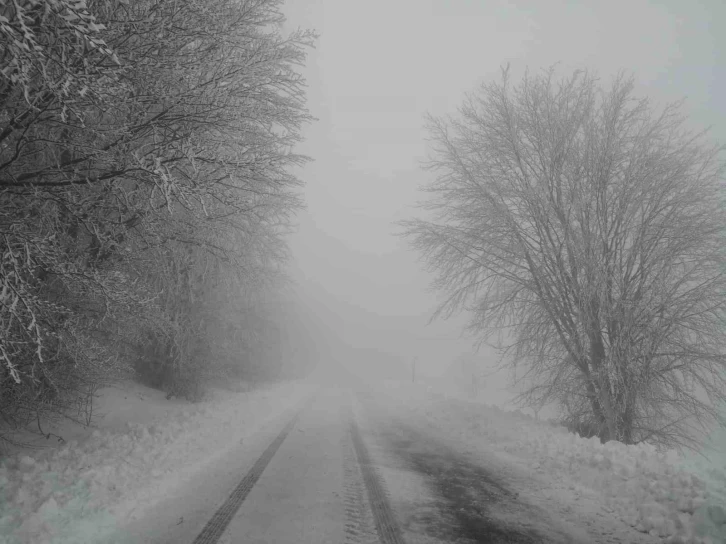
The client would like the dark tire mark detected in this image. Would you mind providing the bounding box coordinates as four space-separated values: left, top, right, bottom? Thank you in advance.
192 395 315 544
350 407 406 544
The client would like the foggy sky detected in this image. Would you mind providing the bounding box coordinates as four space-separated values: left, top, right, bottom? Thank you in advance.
281 0 725 402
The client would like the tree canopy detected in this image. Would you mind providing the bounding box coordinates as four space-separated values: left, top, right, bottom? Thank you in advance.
403 67 726 448
0 0 314 446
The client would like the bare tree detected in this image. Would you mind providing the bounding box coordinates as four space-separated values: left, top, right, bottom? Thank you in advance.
402 66 726 449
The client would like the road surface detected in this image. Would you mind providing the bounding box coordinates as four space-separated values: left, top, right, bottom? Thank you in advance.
114 387 595 544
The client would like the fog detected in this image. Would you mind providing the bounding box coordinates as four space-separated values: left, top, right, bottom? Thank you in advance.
280 0 725 406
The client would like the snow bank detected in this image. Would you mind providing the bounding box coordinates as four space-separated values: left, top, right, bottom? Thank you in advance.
0 380 314 544
512 424 726 543
379 380 726 544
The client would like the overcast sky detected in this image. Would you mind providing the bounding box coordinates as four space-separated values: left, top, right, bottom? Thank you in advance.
280 0 725 401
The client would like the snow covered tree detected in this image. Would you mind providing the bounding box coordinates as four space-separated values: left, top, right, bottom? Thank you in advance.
403 66 726 448
0 0 313 444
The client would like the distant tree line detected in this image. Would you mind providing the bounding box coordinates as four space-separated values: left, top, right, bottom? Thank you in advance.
0 0 314 446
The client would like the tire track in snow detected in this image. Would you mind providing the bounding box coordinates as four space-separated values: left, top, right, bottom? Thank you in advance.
191 394 315 544
342 414 379 544
350 402 407 544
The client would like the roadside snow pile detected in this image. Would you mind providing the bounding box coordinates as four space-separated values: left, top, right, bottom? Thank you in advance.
0 380 314 544
379 380 726 544
516 427 726 544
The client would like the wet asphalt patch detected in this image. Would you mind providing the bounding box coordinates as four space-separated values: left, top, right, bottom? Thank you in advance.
367 409 583 544
383 426 543 543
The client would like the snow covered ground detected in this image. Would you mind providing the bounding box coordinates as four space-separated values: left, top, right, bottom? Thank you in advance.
1 376 723 544
0 379 316 544
377 380 726 544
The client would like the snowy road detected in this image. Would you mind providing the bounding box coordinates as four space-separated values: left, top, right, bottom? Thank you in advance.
114 386 596 544
3 380 721 543
212 388 358 544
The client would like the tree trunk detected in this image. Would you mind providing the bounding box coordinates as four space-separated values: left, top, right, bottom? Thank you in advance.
589 330 617 442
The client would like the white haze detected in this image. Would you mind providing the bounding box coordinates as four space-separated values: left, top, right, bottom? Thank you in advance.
280 0 725 408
